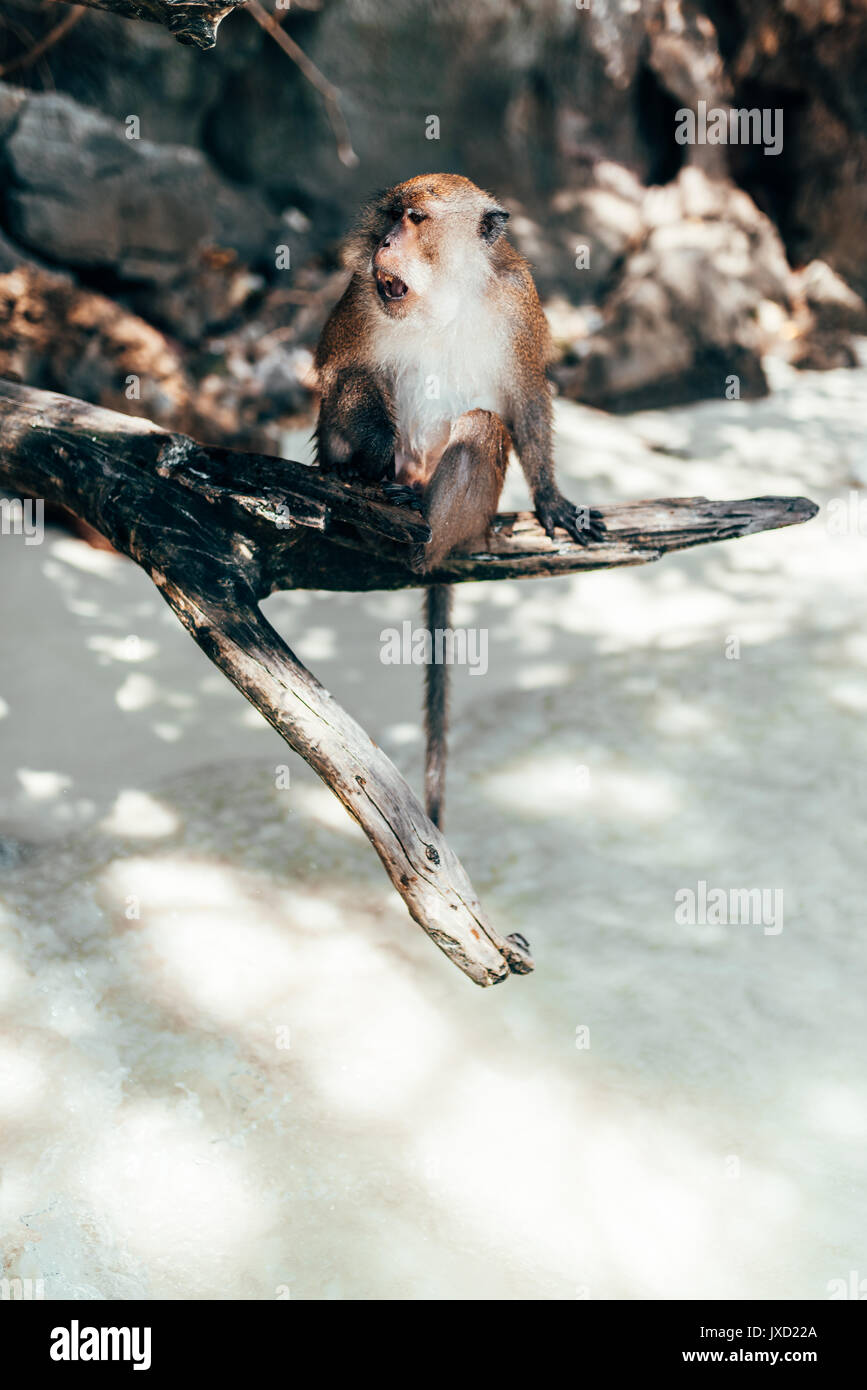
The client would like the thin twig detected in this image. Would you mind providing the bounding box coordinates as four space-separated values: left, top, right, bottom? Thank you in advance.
0 6 84 78
247 0 358 168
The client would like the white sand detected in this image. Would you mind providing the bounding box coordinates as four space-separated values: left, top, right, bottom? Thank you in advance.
1 355 866 1299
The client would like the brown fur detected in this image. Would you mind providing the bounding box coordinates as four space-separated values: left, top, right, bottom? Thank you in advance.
314 174 603 825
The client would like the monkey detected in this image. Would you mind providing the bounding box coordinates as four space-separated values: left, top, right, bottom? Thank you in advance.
314 173 604 829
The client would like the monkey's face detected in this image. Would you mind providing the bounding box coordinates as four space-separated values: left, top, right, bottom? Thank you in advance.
357 175 510 324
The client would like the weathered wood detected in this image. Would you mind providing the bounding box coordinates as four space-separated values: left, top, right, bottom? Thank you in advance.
265 495 819 592
0 379 819 985
0 381 528 985
156 574 529 987
59 0 245 49
0 379 818 587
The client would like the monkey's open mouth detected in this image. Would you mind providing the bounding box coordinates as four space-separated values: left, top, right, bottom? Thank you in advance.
375 268 409 303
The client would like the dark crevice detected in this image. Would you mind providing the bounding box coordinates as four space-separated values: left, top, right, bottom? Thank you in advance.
635 64 686 186
725 81 812 262
702 0 749 63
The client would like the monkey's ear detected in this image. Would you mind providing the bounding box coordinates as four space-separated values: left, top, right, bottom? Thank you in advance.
480 207 510 245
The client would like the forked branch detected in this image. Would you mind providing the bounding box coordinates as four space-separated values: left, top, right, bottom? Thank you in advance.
0 380 819 984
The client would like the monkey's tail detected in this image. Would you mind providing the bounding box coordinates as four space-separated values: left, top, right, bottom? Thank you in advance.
424 582 452 830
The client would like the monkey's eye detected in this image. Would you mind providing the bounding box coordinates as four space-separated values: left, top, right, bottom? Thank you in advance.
407 209 428 225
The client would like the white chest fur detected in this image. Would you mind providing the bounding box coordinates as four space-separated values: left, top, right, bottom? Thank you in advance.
371 298 508 481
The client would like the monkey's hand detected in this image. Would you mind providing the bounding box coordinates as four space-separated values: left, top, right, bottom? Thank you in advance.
382 481 425 513
317 437 394 484
534 490 606 546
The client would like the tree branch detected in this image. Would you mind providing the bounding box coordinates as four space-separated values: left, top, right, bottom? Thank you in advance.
0 7 85 79
52 0 247 49
0 380 819 985
246 0 358 168
0 380 532 985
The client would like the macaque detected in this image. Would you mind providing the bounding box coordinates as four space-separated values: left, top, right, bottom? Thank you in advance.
315 173 603 827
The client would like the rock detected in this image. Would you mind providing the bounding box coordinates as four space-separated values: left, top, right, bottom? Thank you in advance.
0 226 42 273
0 84 280 287
0 264 195 430
133 247 265 344
555 169 799 409
2 0 867 417
795 259 867 336
0 2 241 144
720 4 867 301
203 0 659 236
539 163 646 301
0 82 26 141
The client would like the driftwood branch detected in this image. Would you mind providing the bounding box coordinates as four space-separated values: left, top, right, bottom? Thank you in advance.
0 380 819 985
54 0 247 49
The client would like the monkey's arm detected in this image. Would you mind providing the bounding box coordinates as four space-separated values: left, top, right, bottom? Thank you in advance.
314 281 396 482
508 387 606 546
316 365 396 482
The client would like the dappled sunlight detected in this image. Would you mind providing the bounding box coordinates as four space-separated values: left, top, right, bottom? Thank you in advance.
0 1034 47 1120
16 768 72 800
46 537 127 579
294 782 369 838
88 633 160 663
411 1064 799 1297
0 936 28 1009
515 661 573 691
827 681 867 714
114 672 159 712
650 698 716 737
296 962 452 1117
294 626 339 663
581 570 735 653
2 363 866 1296
382 720 421 747
484 756 681 825
0 519 298 836
97 853 379 1034
100 790 181 838
83 1102 278 1278
804 1082 867 1142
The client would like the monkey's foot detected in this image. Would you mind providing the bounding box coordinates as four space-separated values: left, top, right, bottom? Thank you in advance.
507 932 531 954
407 541 428 575
382 481 425 513
536 494 607 546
